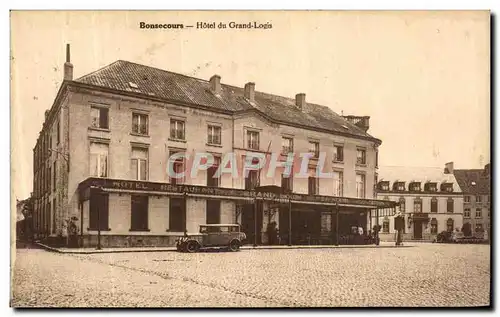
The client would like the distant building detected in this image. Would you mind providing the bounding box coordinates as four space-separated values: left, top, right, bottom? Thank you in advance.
375 162 464 241
453 163 491 239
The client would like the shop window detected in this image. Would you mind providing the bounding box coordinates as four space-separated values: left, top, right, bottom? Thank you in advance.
382 217 390 233
130 195 149 231
169 198 186 232
206 200 221 224
89 191 109 230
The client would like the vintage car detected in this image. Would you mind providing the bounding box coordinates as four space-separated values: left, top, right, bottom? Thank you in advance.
176 224 247 253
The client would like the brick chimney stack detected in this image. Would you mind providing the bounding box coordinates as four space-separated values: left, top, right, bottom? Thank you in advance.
244 82 255 102
444 162 454 174
63 43 73 81
209 75 221 95
295 93 306 110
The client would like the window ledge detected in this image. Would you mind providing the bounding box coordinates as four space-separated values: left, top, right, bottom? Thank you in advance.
130 132 150 138
356 163 367 167
88 127 110 133
169 138 187 143
129 229 151 232
332 160 344 164
206 143 222 148
87 228 111 231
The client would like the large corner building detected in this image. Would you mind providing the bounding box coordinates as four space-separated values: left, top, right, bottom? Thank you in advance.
32 45 397 247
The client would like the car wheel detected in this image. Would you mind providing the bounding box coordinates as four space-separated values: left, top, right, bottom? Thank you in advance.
186 240 200 253
229 239 240 252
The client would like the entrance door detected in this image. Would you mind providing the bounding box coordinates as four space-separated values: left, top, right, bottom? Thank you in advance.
240 202 263 245
413 220 423 239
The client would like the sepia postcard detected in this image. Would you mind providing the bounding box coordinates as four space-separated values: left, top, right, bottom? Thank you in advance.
10 10 491 308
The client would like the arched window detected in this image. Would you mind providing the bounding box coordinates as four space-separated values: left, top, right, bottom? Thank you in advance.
430 218 438 234
382 216 390 233
446 218 454 232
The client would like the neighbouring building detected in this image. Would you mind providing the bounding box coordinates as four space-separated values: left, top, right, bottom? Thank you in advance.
375 162 464 241
453 163 491 240
32 44 397 247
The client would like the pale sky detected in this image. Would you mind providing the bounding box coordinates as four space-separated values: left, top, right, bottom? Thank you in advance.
11 11 490 200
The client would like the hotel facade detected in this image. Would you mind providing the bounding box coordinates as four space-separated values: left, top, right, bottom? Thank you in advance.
32 45 397 247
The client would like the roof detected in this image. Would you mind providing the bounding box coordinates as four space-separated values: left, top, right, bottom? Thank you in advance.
75 60 379 143
378 166 461 192
453 169 491 194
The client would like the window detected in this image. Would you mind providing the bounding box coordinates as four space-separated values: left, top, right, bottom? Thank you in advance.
169 151 185 184
47 201 51 235
56 120 61 144
475 195 482 203
130 195 149 231
355 173 365 198
464 208 471 218
399 198 406 213
414 198 422 213
425 182 437 192
475 223 483 232
356 148 366 165
282 137 293 154
446 218 454 232
48 166 52 193
89 191 109 230
488 208 490 218
375 150 379 168
132 113 148 135
441 183 453 192
131 147 148 181
281 172 293 193
90 143 108 178
90 106 109 129
475 208 482 218
430 218 438 234
409 182 421 192
447 198 454 213
170 119 185 140
379 181 389 191
308 176 319 195
333 171 343 196
169 198 186 232
394 182 405 191
333 145 344 162
206 200 221 224
207 156 221 187
431 197 438 213
382 217 389 233
208 125 222 145
309 141 319 158
52 161 56 191
247 130 260 150
245 170 259 190
464 196 470 203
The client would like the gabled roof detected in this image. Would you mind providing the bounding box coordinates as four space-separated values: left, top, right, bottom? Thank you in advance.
453 169 491 194
378 166 461 192
75 60 380 143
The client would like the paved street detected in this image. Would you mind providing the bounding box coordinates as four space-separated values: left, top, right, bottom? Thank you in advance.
11 243 490 307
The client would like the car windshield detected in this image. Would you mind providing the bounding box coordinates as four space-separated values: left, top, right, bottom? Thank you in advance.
199 225 239 233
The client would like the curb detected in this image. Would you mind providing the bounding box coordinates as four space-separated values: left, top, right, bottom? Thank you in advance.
35 242 412 254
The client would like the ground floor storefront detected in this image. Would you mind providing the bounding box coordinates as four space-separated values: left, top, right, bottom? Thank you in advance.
69 178 398 248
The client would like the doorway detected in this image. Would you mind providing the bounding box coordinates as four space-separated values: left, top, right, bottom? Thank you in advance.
241 202 263 245
413 220 423 239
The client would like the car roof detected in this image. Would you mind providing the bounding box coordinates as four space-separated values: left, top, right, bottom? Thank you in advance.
200 224 239 226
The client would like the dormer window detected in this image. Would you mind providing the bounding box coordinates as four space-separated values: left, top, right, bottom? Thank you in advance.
409 182 421 192
424 182 437 192
393 181 405 192
440 183 454 193
378 181 390 191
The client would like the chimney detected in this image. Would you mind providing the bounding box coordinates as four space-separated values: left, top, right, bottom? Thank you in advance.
295 93 306 110
244 82 255 102
63 43 73 81
444 162 454 174
209 75 221 94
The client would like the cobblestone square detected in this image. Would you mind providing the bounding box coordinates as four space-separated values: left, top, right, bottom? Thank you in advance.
11 243 490 307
